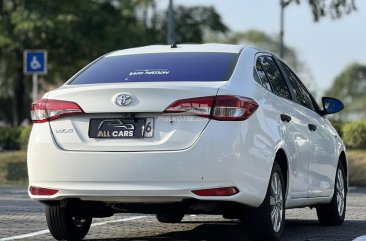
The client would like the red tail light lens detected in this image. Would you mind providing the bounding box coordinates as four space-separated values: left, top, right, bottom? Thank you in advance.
30 186 59 196
31 99 84 123
164 96 258 121
192 187 239 196
164 96 214 117
212 96 258 121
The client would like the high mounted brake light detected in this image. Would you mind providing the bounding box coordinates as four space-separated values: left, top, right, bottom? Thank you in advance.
31 99 84 123
164 96 258 121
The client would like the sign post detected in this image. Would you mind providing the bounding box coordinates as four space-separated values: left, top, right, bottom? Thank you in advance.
23 50 47 101
32 74 38 102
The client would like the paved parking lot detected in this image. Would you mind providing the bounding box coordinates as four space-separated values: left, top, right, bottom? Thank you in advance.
0 186 365 241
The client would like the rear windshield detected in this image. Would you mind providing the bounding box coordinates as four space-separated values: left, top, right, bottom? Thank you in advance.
68 52 239 85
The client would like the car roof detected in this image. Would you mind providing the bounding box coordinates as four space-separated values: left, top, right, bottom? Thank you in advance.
106 43 246 57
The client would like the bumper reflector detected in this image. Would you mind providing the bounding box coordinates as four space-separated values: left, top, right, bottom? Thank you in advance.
192 187 239 196
30 186 59 196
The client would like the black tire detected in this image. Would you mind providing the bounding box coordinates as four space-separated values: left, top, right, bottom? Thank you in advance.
46 205 92 241
244 162 285 241
156 212 184 223
316 162 346 225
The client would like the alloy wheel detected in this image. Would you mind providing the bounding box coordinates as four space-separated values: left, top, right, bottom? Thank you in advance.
270 172 283 232
336 168 345 216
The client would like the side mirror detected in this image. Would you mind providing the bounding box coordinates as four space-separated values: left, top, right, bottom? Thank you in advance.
322 97 344 115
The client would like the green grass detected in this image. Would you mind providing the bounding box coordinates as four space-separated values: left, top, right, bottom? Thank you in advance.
347 149 366 186
0 149 366 186
0 150 27 185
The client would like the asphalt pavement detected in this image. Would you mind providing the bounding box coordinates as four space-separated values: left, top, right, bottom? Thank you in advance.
0 186 365 241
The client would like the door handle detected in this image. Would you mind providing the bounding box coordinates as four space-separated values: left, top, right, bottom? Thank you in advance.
280 114 292 122
308 124 317 131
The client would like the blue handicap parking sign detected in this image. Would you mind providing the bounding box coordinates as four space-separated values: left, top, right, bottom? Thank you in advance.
24 50 47 75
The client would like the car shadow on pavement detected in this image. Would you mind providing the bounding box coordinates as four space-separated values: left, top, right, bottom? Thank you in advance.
282 219 366 241
85 220 365 241
86 221 249 241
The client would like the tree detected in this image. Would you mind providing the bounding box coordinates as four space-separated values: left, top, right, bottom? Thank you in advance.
288 0 356 21
326 63 366 120
172 6 228 43
0 0 131 125
0 0 228 126
144 5 228 44
207 30 318 96
226 31 300 69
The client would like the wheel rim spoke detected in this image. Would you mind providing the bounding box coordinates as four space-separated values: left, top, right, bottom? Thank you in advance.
270 172 283 233
275 175 279 195
270 196 276 206
277 207 282 224
271 178 276 196
271 207 276 221
274 208 279 229
335 168 345 215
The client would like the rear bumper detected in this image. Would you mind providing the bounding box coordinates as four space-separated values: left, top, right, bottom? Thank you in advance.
28 182 237 203
28 121 274 207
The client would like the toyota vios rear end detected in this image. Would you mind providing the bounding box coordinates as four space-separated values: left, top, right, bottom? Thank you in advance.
27 44 347 241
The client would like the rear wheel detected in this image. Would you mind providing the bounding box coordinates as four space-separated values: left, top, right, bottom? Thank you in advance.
46 205 92 241
156 213 184 223
316 162 346 225
243 162 285 241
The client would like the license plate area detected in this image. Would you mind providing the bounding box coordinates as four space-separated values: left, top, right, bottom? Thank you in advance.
89 118 154 138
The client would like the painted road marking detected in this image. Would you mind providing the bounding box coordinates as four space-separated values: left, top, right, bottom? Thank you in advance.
0 216 146 241
0 230 50 241
354 236 366 241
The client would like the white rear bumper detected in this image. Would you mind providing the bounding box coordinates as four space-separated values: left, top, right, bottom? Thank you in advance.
28 121 274 207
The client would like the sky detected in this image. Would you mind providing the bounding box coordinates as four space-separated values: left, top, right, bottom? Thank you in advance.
159 0 366 94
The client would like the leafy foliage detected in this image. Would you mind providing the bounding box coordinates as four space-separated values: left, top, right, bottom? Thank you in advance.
0 0 227 126
326 63 366 120
330 120 346 138
226 30 300 69
287 0 356 21
347 149 366 186
19 125 31 149
0 125 31 151
0 127 21 150
0 150 27 184
342 120 366 149
173 6 228 43
0 0 358 126
208 30 318 96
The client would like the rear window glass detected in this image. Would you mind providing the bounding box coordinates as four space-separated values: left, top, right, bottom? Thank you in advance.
69 52 239 85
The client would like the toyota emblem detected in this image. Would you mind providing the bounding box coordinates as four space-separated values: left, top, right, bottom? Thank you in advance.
115 94 132 106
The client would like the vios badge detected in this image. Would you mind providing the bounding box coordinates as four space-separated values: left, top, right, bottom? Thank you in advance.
115 94 132 106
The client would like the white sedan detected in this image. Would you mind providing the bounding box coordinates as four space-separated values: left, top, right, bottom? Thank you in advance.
27 44 347 241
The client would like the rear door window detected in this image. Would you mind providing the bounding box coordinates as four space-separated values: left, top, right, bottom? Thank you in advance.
69 52 239 85
255 59 272 91
280 62 315 111
258 56 292 100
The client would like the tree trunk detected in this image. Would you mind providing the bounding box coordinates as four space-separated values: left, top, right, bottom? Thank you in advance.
12 49 25 126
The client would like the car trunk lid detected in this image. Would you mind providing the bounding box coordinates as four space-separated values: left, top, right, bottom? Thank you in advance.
46 82 225 152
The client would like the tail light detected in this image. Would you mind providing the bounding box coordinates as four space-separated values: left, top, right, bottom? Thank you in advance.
31 99 84 123
164 95 258 121
30 186 59 196
164 96 213 117
192 187 239 196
